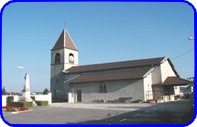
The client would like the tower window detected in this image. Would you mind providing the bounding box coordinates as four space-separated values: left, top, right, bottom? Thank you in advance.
55 53 60 64
69 53 74 64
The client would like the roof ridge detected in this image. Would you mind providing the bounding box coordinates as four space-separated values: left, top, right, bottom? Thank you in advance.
64 29 78 50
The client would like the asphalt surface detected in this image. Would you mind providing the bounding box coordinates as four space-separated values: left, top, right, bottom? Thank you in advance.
80 99 194 124
2 99 194 124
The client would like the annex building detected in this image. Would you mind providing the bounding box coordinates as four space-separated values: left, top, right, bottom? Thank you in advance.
50 29 190 103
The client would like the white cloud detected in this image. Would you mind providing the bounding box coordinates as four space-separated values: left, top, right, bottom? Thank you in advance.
17 65 24 69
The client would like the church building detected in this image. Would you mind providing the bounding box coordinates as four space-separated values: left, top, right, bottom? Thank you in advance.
50 29 191 103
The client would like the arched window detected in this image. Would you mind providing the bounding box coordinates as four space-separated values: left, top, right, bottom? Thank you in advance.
69 53 74 64
55 53 60 64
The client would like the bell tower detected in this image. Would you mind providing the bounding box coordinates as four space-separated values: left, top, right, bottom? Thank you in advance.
50 29 78 102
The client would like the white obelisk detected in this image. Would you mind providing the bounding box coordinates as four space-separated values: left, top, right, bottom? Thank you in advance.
22 73 32 101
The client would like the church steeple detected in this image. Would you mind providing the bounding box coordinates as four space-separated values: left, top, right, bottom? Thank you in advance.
52 29 78 51
51 28 79 102
51 28 79 77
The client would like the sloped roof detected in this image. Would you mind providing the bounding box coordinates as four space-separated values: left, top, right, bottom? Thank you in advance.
70 67 152 84
52 29 78 51
67 57 165 73
163 77 191 86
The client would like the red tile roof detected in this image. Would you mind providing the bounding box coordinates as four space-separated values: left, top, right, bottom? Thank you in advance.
52 29 78 51
163 77 191 86
70 67 152 84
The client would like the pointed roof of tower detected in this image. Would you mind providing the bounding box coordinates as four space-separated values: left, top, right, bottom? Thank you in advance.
52 29 78 51
24 73 30 79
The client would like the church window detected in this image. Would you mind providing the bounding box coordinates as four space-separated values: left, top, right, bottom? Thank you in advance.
69 53 74 64
55 53 60 64
99 83 107 93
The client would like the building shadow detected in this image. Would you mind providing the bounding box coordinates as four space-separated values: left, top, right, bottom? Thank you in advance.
73 99 194 124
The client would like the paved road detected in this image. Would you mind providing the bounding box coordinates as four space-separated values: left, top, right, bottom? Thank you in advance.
3 105 131 124
80 100 194 124
2 99 193 124
50 102 154 111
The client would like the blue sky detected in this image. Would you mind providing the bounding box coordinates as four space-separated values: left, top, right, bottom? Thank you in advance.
2 2 194 92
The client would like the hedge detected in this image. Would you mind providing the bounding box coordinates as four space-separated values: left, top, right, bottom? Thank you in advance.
7 96 14 106
9 101 33 107
36 101 48 106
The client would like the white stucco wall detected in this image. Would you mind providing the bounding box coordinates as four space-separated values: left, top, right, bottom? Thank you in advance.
2 95 21 107
151 59 180 100
2 96 7 107
32 93 52 104
63 48 78 70
51 48 78 77
2 93 52 106
70 79 145 103
143 73 153 101
160 59 176 83
174 86 180 95
151 66 162 85
152 85 164 100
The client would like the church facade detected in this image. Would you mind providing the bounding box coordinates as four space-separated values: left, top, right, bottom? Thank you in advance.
50 29 190 103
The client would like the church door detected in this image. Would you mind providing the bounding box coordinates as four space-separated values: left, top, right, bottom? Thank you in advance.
76 90 81 102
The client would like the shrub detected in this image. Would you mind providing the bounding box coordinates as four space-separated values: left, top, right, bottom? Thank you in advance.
36 101 48 106
6 96 14 106
9 102 23 107
23 101 33 107
9 101 33 107
132 99 142 103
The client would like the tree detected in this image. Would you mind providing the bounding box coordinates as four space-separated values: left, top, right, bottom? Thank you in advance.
2 86 6 95
43 88 49 95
